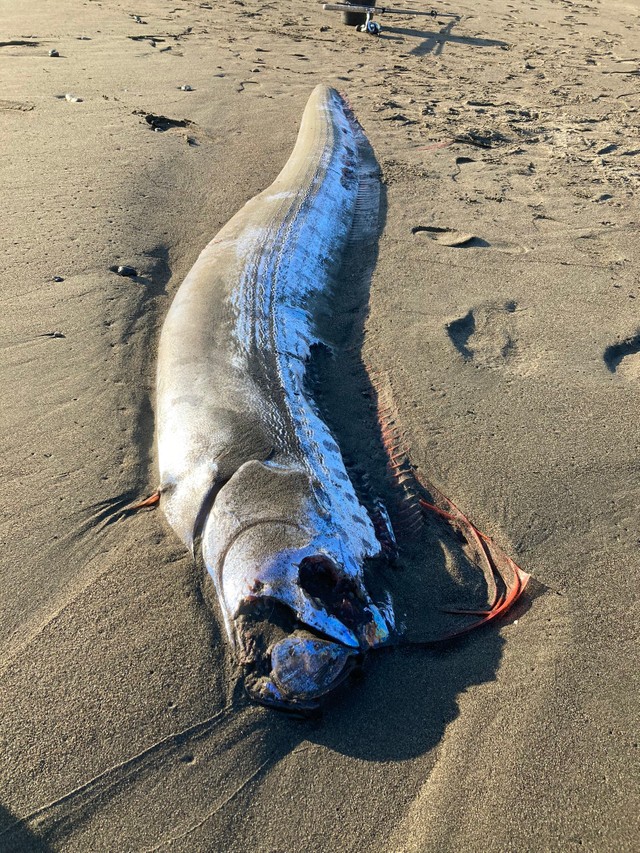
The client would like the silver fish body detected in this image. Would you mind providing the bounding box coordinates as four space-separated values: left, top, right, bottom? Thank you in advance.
156 85 393 710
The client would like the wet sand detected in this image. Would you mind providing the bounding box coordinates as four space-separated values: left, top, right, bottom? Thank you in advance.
0 0 638 850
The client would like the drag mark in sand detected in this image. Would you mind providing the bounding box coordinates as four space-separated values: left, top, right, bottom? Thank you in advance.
0 98 35 111
0 40 40 48
0 704 279 848
143 756 273 852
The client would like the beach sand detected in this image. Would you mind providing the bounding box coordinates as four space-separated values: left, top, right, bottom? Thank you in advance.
0 0 638 850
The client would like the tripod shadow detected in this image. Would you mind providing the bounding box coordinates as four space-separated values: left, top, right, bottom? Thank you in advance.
381 17 508 56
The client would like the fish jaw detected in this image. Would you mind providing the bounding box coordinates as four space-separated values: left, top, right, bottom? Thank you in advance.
219 526 393 649
245 633 357 713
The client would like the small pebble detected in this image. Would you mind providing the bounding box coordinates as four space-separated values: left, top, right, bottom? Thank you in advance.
51 276 64 282
64 93 83 103
111 265 138 278
179 84 193 91
49 49 59 57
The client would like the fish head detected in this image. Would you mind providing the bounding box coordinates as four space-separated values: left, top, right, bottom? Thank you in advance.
219 523 392 712
202 462 393 711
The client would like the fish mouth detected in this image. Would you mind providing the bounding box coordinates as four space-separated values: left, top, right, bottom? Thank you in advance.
243 621 358 713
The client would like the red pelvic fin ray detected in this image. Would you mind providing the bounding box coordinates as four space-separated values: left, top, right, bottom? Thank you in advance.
368 366 531 637
125 490 161 513
420 487 530 638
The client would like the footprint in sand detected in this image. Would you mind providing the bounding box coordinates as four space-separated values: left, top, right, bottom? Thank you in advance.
412 225 527 253
447 300 520 369
604 331 640 379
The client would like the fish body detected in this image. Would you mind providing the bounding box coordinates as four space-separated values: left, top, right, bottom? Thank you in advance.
156 86 392 710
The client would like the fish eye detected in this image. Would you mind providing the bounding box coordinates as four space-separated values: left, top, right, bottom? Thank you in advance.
297 555 340 597
297 555 363 630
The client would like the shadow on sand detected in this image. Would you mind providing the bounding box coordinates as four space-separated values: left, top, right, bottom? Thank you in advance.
381 17 509 56
0 803 52 853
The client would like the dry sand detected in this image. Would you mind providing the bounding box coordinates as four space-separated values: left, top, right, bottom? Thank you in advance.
1 0 639 850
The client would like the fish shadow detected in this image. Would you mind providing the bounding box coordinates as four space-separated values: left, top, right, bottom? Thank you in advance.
313 636 503 761
302 155 508 761
0 802 53 852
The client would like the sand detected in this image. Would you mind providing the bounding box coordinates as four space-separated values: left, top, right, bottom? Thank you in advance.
0 0 638 850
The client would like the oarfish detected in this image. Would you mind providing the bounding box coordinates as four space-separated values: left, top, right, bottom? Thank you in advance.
155 85 393 711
